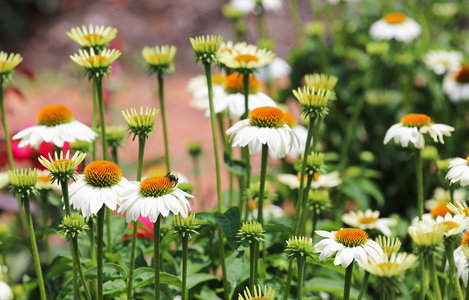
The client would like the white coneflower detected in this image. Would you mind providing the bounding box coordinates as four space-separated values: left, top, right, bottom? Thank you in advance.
342 209 397 236
369 12 421 43
443 64 469 102
424 50 462 75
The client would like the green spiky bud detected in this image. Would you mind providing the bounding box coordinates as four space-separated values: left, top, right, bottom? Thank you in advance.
190 35 224 64
238 221 265 243
187 141 202 158
121 107 158 140
60 214 89 238
284 236 314 258
247 181 276 204
305 21 325 37
308 189 331 214
105 125 127 149
8 169 38 199
70 140 92 154
172 213 200 238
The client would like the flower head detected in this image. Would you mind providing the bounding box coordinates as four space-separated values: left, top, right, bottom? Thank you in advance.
376 236 402 258
60 214 89 238
35 169 61 192
277 171 342 189
308 189 331 214
38 150 87 184
66 25 118 51
434 213 469 237
69 160 132 217
443 64 469 102
172 213 200 238
8 168 38 199
424 50 462 75
70 48 121 78
13 104 97 149
408 219 445 254
0 51 23 83
105 125 127 149
238 285 275 300
304 73 338 92
190 35 224 64
383 113 454 149
293 86 333 118
142 45 177 74
118 176 193 223
315 228 384 267
425 187 466 210
361 252 418 279
446 156 469 186
226 106 299 158
342 209 397 236
121 107 158 140
285 236 315 258
369 12 421 43
217 42 275 72
238 220 265 243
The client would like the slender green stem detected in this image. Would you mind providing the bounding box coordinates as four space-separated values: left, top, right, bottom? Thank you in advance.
105 209 112 253
297 256 305 300
380 290 386 300
311 209 318 240
95 77 108 161
358 271 370 300
257 144 269 225
415 149 424 220
254 9 269 40
343 261 354 300
249 241 255 291
217 115 228 151
181 234 188 300
61 179 72 216
157 72 171 172
23 195 46 300
71 235 92 300
111 146 118 165
127 224 138 300
40 190 52 263
299 175 314 236
137 137 146 182
0 83 14 169
192 157 205 211
445 241 464 300
97 208 104 300
428 254 442 300
283 263 294 300
72 243 79 300
92 79 98 161
88 218 96 263
339 96 366 170
286 0 305 43
217 230 229 300
154 218 161 300
466 268 469 300
241 72 251 214
419 253 426 300
0 254 7 284
253 240 259 288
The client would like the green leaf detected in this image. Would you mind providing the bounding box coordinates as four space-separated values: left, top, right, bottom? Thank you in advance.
103 280 126 295
106 215 129 246
186 273 219 289
225 255 249 289
307 255 345 276
195 212 217 225
304 277 363 299
133 267 182 289
213 207 241 251
339 180 370 209
0 236 28 252
84 263 127 281
358 179 385 206
264 223 292 234
44 255 73 282
224 152 247 176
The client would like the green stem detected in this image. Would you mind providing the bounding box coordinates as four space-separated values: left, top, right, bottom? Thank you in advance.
343 261 354 300
241 73 251 214
97 208 104 300
428 254 442 300
92 79 98 161
106 209 112 253
311 208 318 240
218 230 229 300
297 256 305 300
127 223 138 300
254 8 269 40
61 179 72 216
137 136 146 181
299 175 314 236
257 144 269 225
415 149 424 220
95 77 108 161
253 240 259 288
339 96 366 170
217 115 228 151
154 218 161 300
88 218 96 263
23 195 46 300
358 271 370 300
419 253 426 300
380 290 386 300
40 190 52 263
0 254 8 284
72 237 79 300
445 241 464 300
249 241 255 291
0 83 14 169
286 0 305 43
181 234 188 300
157 72 171 172
72 235 92 300
111 146 118 165
466 268 469 300
283 262 294 300
192 157 205 211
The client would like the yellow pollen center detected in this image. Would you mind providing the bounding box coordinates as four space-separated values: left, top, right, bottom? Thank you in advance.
382 246 396 256
211 74 225 85
224 73 261 94
149 54 171 63
52 159 72 169
462 231 469 246
335 228 368 247
249 107 286 129
84 160 123 188
86 55 107 64
430 203 452 218
37 176 52 183
358 217 378 224
400 113 431 127
296 173 320 182
83 33 104 41
0 61 9 69
383 12 407 24
463 207 469 216
439 221 458 232
284 112 298 127
455 65 469 83
37 104 74 127
139 176 174 198
132 115 153 124
234 54 259 63
377 262 399 271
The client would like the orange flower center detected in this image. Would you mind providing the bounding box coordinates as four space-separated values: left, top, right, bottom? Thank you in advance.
132 115 153 124
296 172 320 182
37 104 74 127
462 231 469 246
400 113 431 128
83 33 104 41
430 203 452 219
454 65 469 83
224 73 261 94
249 107 286 128
51 159 73 169
37 176 52 183
382 246 397 256
463 207 469 216
284 112 298 127
383 12 407 24
358 216 378 224
335 228 368 247
211 74 225 85
234 54 259 63
377 262 399 271
84 160 123 188
0 61 9 69
139 176 174 197
86 55 107 64
438 221 458 232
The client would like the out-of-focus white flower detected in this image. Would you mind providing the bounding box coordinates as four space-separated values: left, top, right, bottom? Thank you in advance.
443 64 469 102
0 280 13 300
424 50 462 75
230 0 282 13
360 252 418 278
277 171 342 189
425 187 466 210
369 12 421 43
257 57 291 81
342 209 397 236
446 156 469 186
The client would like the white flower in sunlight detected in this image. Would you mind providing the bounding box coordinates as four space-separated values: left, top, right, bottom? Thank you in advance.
226 106 299 158
230 0 282 13
360 252 418 278
424 50 462 75
13 104 97 149
434 213 469 237
370 12 421 43
408 218 445 246
443 64 469 102
383 113 454 149
118 176 192 223
218 42 275 71
257 57 291 81
315 228 384 268
446 156 469 186
0 280 13 300
425 187 466 210
67 24 117 48
277 171 342 189
342 209 397 236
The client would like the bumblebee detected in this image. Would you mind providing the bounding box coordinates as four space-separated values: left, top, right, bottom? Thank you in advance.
165 172 179 187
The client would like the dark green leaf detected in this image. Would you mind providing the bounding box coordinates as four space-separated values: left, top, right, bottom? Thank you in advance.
186 273 219 289
214 207 241 251
133 267 182 289
224 152 247 176
84 263 127 281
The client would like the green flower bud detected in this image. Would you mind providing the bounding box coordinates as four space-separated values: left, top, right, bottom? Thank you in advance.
237 221 265 243
284 236 314 258
60 214 89 238
172 213 200 238
8 169 38 199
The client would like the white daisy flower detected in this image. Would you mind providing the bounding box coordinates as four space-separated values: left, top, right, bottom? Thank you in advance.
447 201 469 216
443 64 469 102
360 252 418 278
118 176 192 223
0 51 22 76
249 200 284 221
425 187 466 210
217 42 275 71
383 113 454 149
434 213 469 237
69 160 133 218
211 73 277 119
188 74 226 111
446 156 469 186
408 218 445 247
424 50 462 75
0 280 13 300
226 106 299 158
35 169 61 192
369 12 421 43
257 57 291 82
277 171 342 189
12 104 97 149
281 111 310 158
230 0 282 13
454 234 469 285
342 209 397 236
66 24 117 49
70 48 121 70
314 228 384 268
